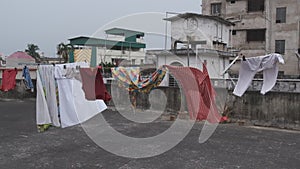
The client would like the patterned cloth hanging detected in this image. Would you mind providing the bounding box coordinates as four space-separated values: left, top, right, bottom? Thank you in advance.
111 66 167 93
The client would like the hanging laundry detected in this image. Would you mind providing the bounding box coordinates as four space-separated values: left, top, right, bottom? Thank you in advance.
0 68 18 91
111 66 167 93
36 65 60 128
111 67 140 91
135 67 167 93
79 67 111 101
22 66 34 92
64 67 82 81
233 53 285 97
55 63 107 128
166 64 225 123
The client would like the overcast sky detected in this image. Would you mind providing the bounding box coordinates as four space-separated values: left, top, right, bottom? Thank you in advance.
0 0 201 57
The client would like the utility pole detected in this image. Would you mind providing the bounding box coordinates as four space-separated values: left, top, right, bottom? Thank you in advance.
187 35 191 67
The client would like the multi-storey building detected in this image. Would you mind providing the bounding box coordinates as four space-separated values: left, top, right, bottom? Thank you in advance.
147 13 235 87
69 28 146 67
202 0 300 75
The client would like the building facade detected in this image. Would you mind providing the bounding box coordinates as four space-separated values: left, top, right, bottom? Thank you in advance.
202 0 300 75
147 13 235 87
69 28 146 67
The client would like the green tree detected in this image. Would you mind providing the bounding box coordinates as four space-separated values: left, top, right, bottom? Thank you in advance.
25 44 41 63
57 43 74 63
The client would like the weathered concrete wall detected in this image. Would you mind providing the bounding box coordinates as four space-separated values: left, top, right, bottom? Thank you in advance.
105 85 183 113
0 79 36 99
170 16 231 49
202 0 300 75
225 91 300 130
1 80 300 130
224 78 300 129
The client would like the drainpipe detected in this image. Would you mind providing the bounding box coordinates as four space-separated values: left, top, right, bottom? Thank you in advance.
267 0 272 53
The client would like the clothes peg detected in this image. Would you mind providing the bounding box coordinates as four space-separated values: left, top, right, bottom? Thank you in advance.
240 53 246 61
63 65 67 69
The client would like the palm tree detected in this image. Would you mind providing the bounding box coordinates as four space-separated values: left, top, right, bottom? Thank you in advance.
57 43 74 63
25 44 41 63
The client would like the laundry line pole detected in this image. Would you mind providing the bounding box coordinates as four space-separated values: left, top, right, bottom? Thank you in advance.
196 46 198 68
187 35 190 67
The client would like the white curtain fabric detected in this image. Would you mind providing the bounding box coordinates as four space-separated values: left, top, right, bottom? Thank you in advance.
36 69 52 125
36 66 61 126
55 62 107 128
233 53 284 97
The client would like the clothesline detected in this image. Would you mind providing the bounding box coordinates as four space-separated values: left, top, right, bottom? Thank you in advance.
0 67 37 71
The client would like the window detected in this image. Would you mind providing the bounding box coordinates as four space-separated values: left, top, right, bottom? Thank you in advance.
248 0 265 12
169 75 179 87
140 59 144 65
275 40 285 54
276 7 286 23
232 30 237 35
211 3 221 15
246 29 266 41
230 1 236 4
131 59 136 65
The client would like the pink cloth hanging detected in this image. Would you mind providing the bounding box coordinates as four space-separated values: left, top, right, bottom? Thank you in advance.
166 64 225 123
79 67 111 101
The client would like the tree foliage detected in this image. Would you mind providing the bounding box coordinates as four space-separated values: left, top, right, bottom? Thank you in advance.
25 44 41 63
57 43 74 63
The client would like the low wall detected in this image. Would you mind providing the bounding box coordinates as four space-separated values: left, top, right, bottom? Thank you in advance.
105 85 183 113
0 79 36 99
225 91 300 130
1 79 300 130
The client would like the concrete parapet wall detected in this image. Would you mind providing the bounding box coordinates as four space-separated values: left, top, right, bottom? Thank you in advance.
0 79 36 99
227 78 300 93
1 80 299 130
105 85 183 113
225 91 300 130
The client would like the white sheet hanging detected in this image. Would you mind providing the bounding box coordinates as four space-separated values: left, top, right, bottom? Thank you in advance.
36 69 52 125
233 53 284 97
55 62 107 128
36 66 60 127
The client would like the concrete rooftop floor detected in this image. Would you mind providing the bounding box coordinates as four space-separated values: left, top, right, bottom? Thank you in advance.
0 99 300 169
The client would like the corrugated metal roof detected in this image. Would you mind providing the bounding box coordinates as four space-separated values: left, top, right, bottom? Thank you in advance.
105 28 144 37
69 36 146 49
164 13 234 26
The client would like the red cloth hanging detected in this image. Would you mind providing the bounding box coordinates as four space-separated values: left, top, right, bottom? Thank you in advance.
165 65 224 123
0 69 18 92
79 67 111 101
